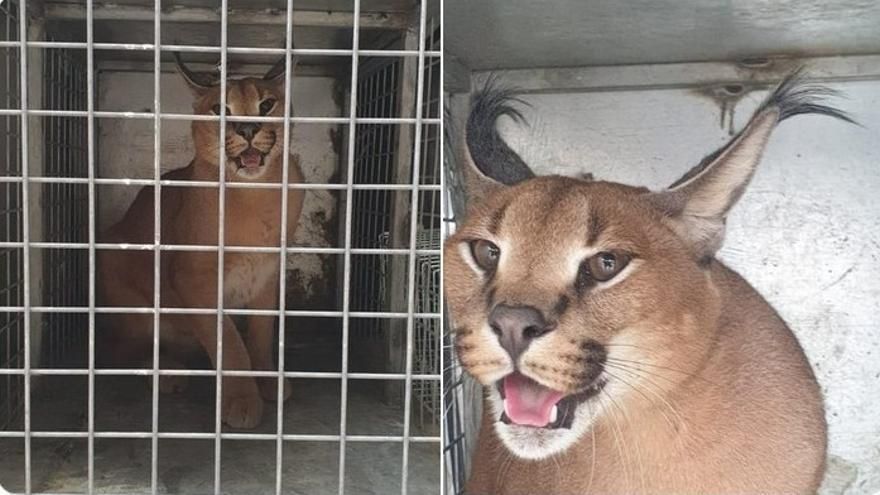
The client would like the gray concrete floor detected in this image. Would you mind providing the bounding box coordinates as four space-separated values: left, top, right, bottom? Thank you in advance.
0 375 440 494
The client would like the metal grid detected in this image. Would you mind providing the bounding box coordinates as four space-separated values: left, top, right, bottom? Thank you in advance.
412 21 443 430
351 56 400 342
349 19 442 429
0 0 24 433
0 0 442 494
40 44 88 369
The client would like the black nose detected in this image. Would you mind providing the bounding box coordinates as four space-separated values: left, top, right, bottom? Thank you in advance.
489 304 554 361
234 122 260 141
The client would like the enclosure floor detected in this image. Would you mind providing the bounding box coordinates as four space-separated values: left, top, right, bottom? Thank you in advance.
0 376 440 494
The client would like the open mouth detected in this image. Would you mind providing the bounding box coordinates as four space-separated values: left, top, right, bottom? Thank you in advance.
497 372 606 430
235 147 267 170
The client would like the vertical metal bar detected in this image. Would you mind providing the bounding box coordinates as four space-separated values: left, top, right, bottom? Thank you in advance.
5 8 15 434
338 0 361 492
421 22 442 433
52 45 59 362
3 4 8 177
214 0 229 492
274 0 295 492
45 46 54 365
151 0 162 493
401 1 429 492
86 0 97 492
17 0 32 492
438 2 448 485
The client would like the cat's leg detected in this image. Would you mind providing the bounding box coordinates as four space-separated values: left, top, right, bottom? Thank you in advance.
245 277 292 402
172 312 263 428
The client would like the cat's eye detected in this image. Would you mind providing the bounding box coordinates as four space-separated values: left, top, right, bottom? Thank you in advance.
470 240 500 271
577 251 631 291
585 251 630 282
259 98 277 116
211 104 232 115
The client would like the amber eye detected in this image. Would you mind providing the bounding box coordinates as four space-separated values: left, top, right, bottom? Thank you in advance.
259 98 277 116
211 104 232 115
469 240 500 271
586 251 630 282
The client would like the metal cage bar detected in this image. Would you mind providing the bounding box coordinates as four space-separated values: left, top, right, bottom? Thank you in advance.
412 19 443 432
211 1 230 492
18 0 34 491
0 41 442 59
337 0 362 491
0 110 441 126
274 0 295 492
85 0 99 490
149 0 163 492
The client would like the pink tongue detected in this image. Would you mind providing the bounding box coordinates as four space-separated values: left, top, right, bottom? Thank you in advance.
503 373 564 427
240 149 262 169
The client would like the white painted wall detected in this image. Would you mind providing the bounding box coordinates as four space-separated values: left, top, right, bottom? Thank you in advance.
453 63 879 494
96 70 341 298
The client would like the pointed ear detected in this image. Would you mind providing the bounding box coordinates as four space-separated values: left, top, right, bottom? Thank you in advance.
460 80 536 200
173 52 219 94
265 38 296 85
647 68 855 260
458 129 504 199
263 55 295 84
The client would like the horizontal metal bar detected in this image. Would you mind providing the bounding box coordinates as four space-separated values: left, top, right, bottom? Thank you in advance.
0 109 441 125
0 241 441 256
0 306 441 318
0 41 441 58
470 54 880 95
0 431 441 442
0 177 441 191
98 60 338 78
0 368 441 380
44 3 410 30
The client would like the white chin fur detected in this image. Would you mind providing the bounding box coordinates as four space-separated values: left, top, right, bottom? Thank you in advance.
227 159 269 179
487 385 604 460
234 165 267 179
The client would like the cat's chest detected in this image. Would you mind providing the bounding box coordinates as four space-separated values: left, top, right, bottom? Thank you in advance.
223 253 277 307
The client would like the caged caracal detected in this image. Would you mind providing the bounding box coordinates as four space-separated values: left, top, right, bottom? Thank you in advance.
96 55 304 429
444 71 853 494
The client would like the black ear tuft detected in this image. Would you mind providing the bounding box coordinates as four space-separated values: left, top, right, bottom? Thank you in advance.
264 38 295 82
466 76 536 185
173 52 220 90
263 57 287 81
655 67 856 259
760 67 857 124
669 67 856 189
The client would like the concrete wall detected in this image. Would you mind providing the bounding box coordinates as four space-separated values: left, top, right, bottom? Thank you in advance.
450 60 879 494
96 69 341 306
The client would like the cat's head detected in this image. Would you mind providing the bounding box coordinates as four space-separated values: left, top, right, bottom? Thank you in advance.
444 72 852 459
175 53 292 180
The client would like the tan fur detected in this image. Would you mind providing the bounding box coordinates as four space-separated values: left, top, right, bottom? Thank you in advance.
445 82 832 493
96 66 304 429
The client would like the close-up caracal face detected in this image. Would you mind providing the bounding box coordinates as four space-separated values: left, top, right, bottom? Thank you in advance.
448 173 715 457
177 54 288 180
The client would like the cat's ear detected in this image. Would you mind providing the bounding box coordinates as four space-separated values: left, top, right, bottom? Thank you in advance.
264 37 297 86
460 80 536 200
173 52 219 95
645 68 855 259
263 55 296 85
